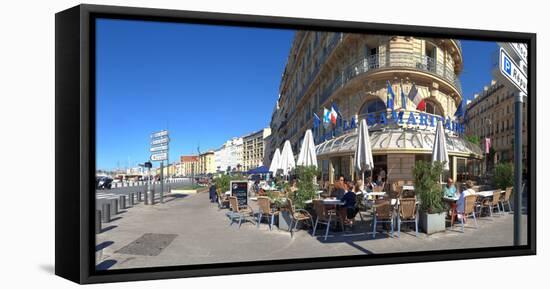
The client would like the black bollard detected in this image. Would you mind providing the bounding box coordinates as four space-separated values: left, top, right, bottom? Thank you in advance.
119 195 126 210
111 198 119 215
96 210 102 234
101 203 111 223
137 191 142 202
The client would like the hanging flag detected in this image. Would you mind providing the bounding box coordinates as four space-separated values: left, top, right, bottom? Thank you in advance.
400 80 407 110
454 100 464 119
313 112 321 129
485 138 491 154
408 82 422 107
386 80 395 110
417 99 426 111
323 107 331 127
330 105 338 125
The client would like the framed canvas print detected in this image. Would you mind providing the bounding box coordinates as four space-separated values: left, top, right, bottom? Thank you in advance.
55 4 536 284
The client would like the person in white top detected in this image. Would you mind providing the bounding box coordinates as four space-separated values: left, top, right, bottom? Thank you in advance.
456 180 475 219
379 168 386 183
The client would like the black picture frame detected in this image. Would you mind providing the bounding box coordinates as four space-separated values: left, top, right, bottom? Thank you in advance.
55 4 536 284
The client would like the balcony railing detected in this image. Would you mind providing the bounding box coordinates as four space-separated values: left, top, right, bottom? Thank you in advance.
451 39 462 54
318 52 462 106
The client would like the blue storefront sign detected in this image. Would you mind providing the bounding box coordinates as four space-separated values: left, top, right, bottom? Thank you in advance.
314 110 464 144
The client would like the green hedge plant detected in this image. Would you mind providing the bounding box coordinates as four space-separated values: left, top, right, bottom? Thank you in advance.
413 160 446 214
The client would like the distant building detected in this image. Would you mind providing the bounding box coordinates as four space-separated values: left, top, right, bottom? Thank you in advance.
126 166 144 176
179 155 199 177
198 151 216 175
213 137 243 173
464 80 528 170
242 128 271 171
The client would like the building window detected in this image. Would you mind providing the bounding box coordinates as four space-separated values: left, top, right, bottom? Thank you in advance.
359 99 386 115
417 99 443 116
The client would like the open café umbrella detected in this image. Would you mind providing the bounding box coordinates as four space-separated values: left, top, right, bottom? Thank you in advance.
354 119 374 183
432 119 450 183
279 140 296 176
269 148 281 176
296 129 318 168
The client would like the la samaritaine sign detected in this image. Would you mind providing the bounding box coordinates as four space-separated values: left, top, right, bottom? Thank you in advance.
316 110 465 143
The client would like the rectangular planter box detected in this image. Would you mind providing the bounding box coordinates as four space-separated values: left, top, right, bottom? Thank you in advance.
420 212 446 234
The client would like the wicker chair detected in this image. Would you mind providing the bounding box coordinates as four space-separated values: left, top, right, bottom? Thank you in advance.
455 194 478 232
480 191 502 217
286 198 313 238
397 197 418 237
227 196 255 228
389 183 402 199
372 185 384 193
371 199 394 238
216 189 229 209
312 199 339 240
256 196 279 230
500 187 513 212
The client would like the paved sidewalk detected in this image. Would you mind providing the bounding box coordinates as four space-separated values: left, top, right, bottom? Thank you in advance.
95 191 527 270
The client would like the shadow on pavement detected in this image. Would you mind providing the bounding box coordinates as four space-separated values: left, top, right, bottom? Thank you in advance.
96 241 114 251
100 225 117 233
96 259 117 270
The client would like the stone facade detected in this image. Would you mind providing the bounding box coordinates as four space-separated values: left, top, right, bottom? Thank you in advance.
464 80 528 166
242 128 271 171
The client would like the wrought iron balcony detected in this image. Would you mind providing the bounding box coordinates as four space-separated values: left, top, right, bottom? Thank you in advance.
319 52 463 105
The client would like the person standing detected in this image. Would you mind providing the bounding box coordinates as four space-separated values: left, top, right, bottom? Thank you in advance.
379 168 386 183
209 182 217 203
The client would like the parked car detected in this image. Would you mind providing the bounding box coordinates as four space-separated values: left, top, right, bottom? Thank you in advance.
96 176 113 189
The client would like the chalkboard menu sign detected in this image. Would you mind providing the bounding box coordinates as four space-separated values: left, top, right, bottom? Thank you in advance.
230 181 248 207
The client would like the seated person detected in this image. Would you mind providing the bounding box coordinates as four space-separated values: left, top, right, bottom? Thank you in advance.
332 181 346 199
364 176 376 192
443 178 458 198
456 180 475 218
340 182 358 225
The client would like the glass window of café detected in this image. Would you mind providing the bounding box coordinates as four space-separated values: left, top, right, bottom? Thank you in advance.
358 99 386 119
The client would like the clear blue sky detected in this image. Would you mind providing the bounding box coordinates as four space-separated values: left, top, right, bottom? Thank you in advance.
96 19 294 170
459 40 499 104
96 18 497 170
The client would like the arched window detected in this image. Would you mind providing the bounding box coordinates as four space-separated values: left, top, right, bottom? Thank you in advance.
417 99 443 116
359 99 386 116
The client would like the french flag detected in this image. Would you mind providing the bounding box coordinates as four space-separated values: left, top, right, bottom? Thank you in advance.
330 105 338 125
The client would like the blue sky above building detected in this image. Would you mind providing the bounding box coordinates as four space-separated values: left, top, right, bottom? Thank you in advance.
96 18 497 170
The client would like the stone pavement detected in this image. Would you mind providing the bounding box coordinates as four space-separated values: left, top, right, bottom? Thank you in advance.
95 191 528 270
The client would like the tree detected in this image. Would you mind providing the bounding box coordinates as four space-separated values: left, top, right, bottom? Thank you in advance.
493 162 513 190
464 135 480 145
291 166 320 209
413 161 446 214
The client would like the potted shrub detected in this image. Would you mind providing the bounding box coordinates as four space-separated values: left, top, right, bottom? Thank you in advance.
278 166 319 230
413 160 447 234
493 162 513 190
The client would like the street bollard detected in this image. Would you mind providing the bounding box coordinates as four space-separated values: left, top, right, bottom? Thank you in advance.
137 191 142 202
96 210 102 234
128 193 134 206
101 203 111 223
109 198 118 215
119 195 126 210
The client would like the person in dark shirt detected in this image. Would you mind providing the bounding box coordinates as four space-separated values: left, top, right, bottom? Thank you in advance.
339 182 358 225
209 183 217 203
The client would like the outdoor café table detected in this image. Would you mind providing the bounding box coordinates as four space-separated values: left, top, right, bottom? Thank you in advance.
322 198 346 231
364 191 386 200
402 185 415 191
475 190 504 198
443 196 459 226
